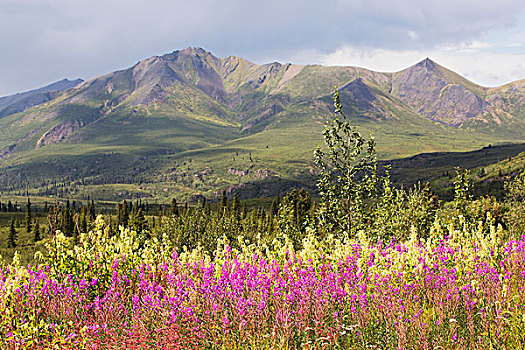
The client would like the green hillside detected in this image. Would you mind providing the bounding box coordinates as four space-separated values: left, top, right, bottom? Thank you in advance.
0 47 524 203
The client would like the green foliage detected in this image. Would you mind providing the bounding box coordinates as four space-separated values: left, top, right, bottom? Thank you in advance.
218 190 229 215
505 170 525 236
169 198 179 216
35 215 169 290
25 198 31 234
0 90 524 266
129 208 147 234
314 89 380 237
453 168 472 214
33 221 40 243
277 189 312 249
365 178 437 242
7 218 17 248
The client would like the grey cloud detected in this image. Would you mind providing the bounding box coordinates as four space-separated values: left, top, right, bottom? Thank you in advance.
1 0 524 95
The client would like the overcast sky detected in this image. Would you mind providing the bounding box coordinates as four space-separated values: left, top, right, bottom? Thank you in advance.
2 0 525 96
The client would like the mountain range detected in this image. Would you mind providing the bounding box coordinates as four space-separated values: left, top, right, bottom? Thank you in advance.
0 47 524 202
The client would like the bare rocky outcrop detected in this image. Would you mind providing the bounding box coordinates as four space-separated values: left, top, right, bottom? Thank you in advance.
253 168 279 180
228 168 250 176
36 120 85 148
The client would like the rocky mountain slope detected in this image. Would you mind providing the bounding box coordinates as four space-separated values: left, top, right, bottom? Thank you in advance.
0 47 524 201
0 79 83 117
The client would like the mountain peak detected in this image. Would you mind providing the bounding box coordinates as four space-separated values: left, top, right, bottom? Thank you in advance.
180 46 211 56
414 57 437 70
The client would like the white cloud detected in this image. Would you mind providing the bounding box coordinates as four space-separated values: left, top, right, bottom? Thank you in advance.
407 31 419 40
1 0 525 95
318 44 525 87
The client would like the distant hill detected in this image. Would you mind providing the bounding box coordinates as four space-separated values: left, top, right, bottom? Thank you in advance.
0 79 83 117
0 47 524 202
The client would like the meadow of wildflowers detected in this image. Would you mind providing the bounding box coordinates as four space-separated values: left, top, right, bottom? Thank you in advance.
1 211 525 349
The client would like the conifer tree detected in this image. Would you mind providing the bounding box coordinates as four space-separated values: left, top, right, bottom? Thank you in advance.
47 204 58 235
231 194 240 221
170 198 179 216
108 214 114 237
219 190 228 214
297 189 312 231
270 198 279 217
72 213 79 245
33 220 41 242
7 218 17 248
241 202 248 219
63 199 74 236
268 211 275 234
132 208 147 234
80 206 87 233
88 199 96 221
25 198 32 234
122 200 129 228
204 201 211 216
117 203 123 226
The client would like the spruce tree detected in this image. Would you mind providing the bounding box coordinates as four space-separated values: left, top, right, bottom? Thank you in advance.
122 200 129 228
26 198 32 234
117 203 123 226
33 220 41 242
7 218 17 248
219 190 228 214
270 198 279 216
63 199 73 236
297 189 312 232
133 208 147 234
72 213 79 245
80 207 87 233
204 201 211 216
170 198 179 216
241 202 247 219
231 194 240 217
107 214 114 237
88 199 96 221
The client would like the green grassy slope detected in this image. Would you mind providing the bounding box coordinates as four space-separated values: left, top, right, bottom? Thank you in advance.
0 48 524 203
